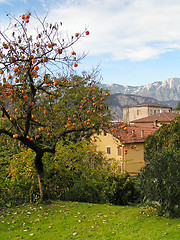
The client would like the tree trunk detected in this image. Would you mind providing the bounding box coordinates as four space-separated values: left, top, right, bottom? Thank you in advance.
34 151 48 201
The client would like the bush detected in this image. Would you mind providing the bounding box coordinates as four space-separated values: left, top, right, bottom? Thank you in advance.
54 170 138 205
101 172 138 205
0 148 39 207
139 148 180 217
60 170 105 203
0 140 138 207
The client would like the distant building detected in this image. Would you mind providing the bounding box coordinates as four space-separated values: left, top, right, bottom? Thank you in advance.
123 103 172 124
172 109 180 114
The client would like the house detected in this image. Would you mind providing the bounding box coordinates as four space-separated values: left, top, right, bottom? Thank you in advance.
93 123 160 176
130 112 179 126
123 103 172 124
172 109 180 114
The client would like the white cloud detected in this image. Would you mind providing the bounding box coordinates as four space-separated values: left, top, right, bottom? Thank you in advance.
2 0 180 62
45 0 180 62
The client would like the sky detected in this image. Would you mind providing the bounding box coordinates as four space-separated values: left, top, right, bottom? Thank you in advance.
1 0 180 86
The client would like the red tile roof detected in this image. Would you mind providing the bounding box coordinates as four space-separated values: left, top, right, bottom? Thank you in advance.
130 112 179 124
109 124 160 144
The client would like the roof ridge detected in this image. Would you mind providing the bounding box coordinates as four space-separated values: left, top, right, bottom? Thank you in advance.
130 111 179 123
163 112 172 121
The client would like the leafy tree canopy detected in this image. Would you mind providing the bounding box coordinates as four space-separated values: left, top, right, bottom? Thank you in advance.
139 116 180 216
145 115 180 161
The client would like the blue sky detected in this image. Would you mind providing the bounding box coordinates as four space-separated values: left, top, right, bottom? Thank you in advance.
1 0 180 86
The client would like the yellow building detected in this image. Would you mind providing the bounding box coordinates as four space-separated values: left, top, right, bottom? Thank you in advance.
93 124 160 175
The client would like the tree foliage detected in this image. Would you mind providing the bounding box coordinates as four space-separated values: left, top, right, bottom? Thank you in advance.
139 116 180 216
145 116 180 161
0 12 111 199
139 148 180 217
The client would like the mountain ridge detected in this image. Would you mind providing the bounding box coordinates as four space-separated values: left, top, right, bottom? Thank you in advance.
99 77 180 101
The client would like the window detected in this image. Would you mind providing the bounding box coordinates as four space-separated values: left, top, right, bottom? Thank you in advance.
149 109 152 115
137 110 139 116
158 110 160 113
154 110 156 114
117 148 122 156
106 146 111 155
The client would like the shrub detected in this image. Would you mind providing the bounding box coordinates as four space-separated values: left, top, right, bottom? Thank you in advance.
60 170 105 203
0 148 39 207
101 172 138 205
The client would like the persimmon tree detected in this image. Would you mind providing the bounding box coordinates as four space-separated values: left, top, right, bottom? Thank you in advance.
0 12 111 200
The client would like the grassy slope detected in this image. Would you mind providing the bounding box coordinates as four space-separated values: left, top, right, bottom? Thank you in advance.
0 201 179 240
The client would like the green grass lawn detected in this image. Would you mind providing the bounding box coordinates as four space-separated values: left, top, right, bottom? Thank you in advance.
0 201 179 239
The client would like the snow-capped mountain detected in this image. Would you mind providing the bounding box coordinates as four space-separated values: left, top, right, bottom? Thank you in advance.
99 77 180 101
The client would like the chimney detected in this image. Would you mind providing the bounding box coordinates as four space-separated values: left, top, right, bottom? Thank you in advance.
154 119 158 127
141 130 144 139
